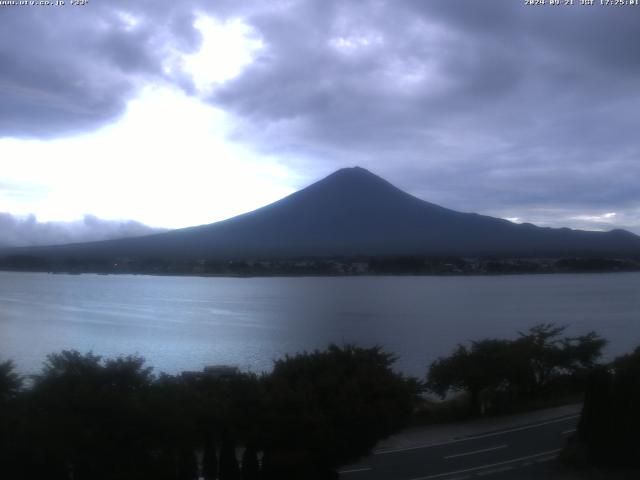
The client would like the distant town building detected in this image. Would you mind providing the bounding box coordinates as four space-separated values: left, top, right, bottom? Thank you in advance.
203 365 240 379
182 365 241 381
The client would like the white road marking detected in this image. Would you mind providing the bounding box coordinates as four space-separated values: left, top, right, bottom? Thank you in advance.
375 415 579 455
476 465 514 476
407 448 562 480
444 444 508 459
338 467 372 474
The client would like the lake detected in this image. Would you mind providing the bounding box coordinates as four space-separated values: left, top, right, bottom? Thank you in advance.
0 271 639 377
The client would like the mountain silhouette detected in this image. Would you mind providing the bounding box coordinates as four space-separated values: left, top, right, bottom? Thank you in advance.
5 167 640 260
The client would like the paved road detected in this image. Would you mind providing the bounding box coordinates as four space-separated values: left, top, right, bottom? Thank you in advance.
339 412 579 480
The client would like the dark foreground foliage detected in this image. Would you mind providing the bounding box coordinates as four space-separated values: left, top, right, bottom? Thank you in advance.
260 345 421 478
0 345 421 480
426 324 606 415
570 347 640 468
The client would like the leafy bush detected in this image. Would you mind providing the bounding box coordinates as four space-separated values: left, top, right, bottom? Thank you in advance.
426 324 606 414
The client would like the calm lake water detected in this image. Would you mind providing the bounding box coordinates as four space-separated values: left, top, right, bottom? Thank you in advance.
0 271 639 377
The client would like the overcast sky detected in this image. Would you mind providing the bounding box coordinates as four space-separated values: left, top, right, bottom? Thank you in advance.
1 0 639 245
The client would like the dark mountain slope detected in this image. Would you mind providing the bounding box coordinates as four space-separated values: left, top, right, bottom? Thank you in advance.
4 167 640 260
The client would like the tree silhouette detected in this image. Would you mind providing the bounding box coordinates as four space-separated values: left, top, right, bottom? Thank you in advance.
3 345 421 479
219 432 240 480
514 324 605 396
202 439 218 480
576 347 640 467
26 351 156 480
577 366 614 464
0 359 21 402
427 324 606 414
260 344 422 478
241 443 260 480
427 340 512 414
0 359 24 478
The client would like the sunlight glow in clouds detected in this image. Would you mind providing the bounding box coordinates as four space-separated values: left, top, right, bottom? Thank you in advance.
182 16 264 94
0 16 293 230
572 212 617 223
0 86 295 229
116 11 140 31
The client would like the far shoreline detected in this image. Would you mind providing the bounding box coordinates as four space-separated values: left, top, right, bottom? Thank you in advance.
1 267 639 280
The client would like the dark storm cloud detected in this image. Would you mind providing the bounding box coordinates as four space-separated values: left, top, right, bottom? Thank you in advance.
0 0 238 137
0 213 166 248
210 0 640 231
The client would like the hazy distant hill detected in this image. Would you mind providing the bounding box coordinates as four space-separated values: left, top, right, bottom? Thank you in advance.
3 167 640 260
0 213 166 248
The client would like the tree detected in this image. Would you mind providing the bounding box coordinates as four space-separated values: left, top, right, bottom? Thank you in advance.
576 347 640 467
176 449 198 480
0 346 424 479
427 340 513 414
148 373 201 480
0 359 21 403
202 439 218 480
608 347 640 465
427 325 607 415
241 443 260 480
0 359 23 477
577 366 614 465
27 350 156 480
260 344 422 478
219 432 240 480
560 331 608 372
514 324 606 396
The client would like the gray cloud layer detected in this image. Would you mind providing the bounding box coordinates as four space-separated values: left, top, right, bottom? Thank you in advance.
0 213 165 248
0 0 212 137
1 0 639 232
